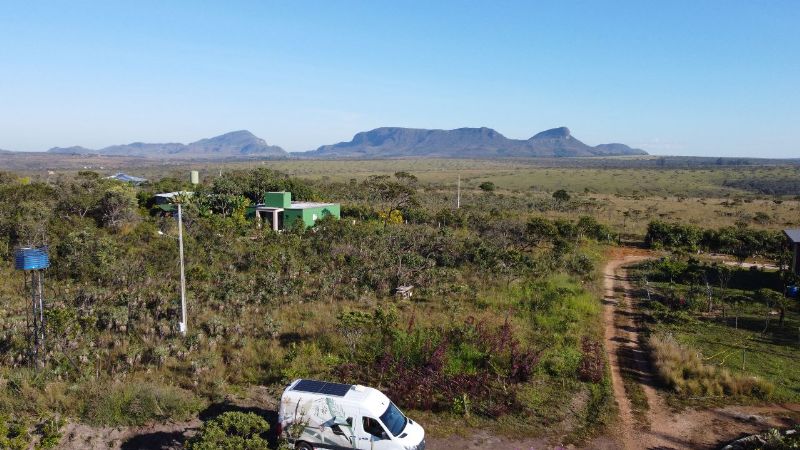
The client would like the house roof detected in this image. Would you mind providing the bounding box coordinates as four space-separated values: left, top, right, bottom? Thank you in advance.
155 191 193 199
784 229 800 243
288 201 336 209
105 172 148 184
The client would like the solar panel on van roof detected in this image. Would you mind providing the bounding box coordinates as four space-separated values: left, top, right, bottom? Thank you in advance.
292 379 353 397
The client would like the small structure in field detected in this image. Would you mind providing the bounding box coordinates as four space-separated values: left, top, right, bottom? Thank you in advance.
154 191 194 213
105 172 148 185
250 191 340 231
785 229 800 276
395 285 414 299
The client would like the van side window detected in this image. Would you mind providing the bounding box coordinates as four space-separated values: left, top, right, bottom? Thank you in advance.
362 417 386 439
332 417 353 436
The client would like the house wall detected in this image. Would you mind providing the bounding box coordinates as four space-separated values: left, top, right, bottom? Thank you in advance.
283 209 305 229
794 243 800 276
284 204 341 228
265 192 291 208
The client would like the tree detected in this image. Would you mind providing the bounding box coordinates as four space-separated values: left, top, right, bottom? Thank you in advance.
715 264 733 318
98 184 138 230
57 171 104 218
552 189 570 202
756 288 783 333
186 412 270 450
525 217 558 249
362 175 417 226
479 181 496 192
393 171 418 186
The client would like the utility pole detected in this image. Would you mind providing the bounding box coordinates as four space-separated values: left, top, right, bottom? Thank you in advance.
456 174 461 209
177 203 187 335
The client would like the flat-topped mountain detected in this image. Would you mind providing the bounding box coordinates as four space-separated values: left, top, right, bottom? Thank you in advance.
47 130 286 158
305 126 646 158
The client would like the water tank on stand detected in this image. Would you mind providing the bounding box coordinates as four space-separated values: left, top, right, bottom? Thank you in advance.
14 247 50 270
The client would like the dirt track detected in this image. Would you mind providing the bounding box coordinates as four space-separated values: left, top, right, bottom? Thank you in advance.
601 251 799 450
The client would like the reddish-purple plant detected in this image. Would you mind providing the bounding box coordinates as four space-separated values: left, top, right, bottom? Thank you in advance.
336 317 539 417
577 336 605 383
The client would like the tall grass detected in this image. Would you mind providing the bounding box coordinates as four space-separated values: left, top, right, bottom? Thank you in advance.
648 334 773 399
80 381 204 426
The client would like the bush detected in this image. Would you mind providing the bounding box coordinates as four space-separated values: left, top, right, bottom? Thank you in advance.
80 381 204 426
0 415 29 450
577 337 605 383
35 416 64 449
186 412 270 450
479 181 496 192
337 317 539 417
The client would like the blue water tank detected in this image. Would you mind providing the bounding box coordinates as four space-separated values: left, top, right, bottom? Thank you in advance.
788 286 799 298
14 247 50 270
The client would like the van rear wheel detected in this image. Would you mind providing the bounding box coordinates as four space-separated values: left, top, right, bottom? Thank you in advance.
295 442 314 450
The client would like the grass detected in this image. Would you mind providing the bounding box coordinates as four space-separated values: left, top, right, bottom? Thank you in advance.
11 158 800 237
229 160 800 234
648 333 774 399
630 261 800 405
384 267 615 441
655 319 800 403
621 372 649 428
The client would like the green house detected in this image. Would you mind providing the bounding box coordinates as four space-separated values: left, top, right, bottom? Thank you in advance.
253 191 340 230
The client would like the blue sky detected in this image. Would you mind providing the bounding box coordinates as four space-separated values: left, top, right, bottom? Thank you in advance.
0 1 798 156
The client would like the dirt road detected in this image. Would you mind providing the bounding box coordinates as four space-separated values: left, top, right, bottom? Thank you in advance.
602 252 799 450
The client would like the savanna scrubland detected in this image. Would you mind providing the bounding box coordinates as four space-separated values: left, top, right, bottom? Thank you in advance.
0 158 797 448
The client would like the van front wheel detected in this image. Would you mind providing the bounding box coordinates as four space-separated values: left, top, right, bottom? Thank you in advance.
295 442 314 450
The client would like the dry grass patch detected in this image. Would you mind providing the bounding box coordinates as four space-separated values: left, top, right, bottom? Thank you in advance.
648 333 773 399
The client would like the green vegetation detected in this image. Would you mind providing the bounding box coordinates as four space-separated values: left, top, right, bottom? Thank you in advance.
630 258 800 404
645 220 785 259
80 382 203 426
739 426 800 449
0 166 622 446
649 333 773 399
187 412 271 450
1 158 797 446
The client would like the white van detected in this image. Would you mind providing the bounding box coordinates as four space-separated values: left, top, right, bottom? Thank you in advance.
278 379 425 450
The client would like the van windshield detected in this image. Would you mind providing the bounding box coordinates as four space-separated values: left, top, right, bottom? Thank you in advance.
379 402 407 437
381 402 408 436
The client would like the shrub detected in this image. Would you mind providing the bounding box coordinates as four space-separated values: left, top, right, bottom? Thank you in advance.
35 416 64 449
0 415 29 450
186 411 270 450
577 337 605 383
337 317 539 417
552 189 571 202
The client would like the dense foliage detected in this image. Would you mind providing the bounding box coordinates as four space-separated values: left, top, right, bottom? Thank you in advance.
645 220 785 260
186 412 270 450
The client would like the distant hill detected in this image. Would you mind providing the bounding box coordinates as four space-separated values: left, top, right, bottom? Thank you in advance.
47 146 95 155
304 126 647 158
46 130 286 159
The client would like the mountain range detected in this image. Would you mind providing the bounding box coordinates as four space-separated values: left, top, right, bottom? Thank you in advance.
27 127 646 159
306 126 646 158
47 130 286 159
